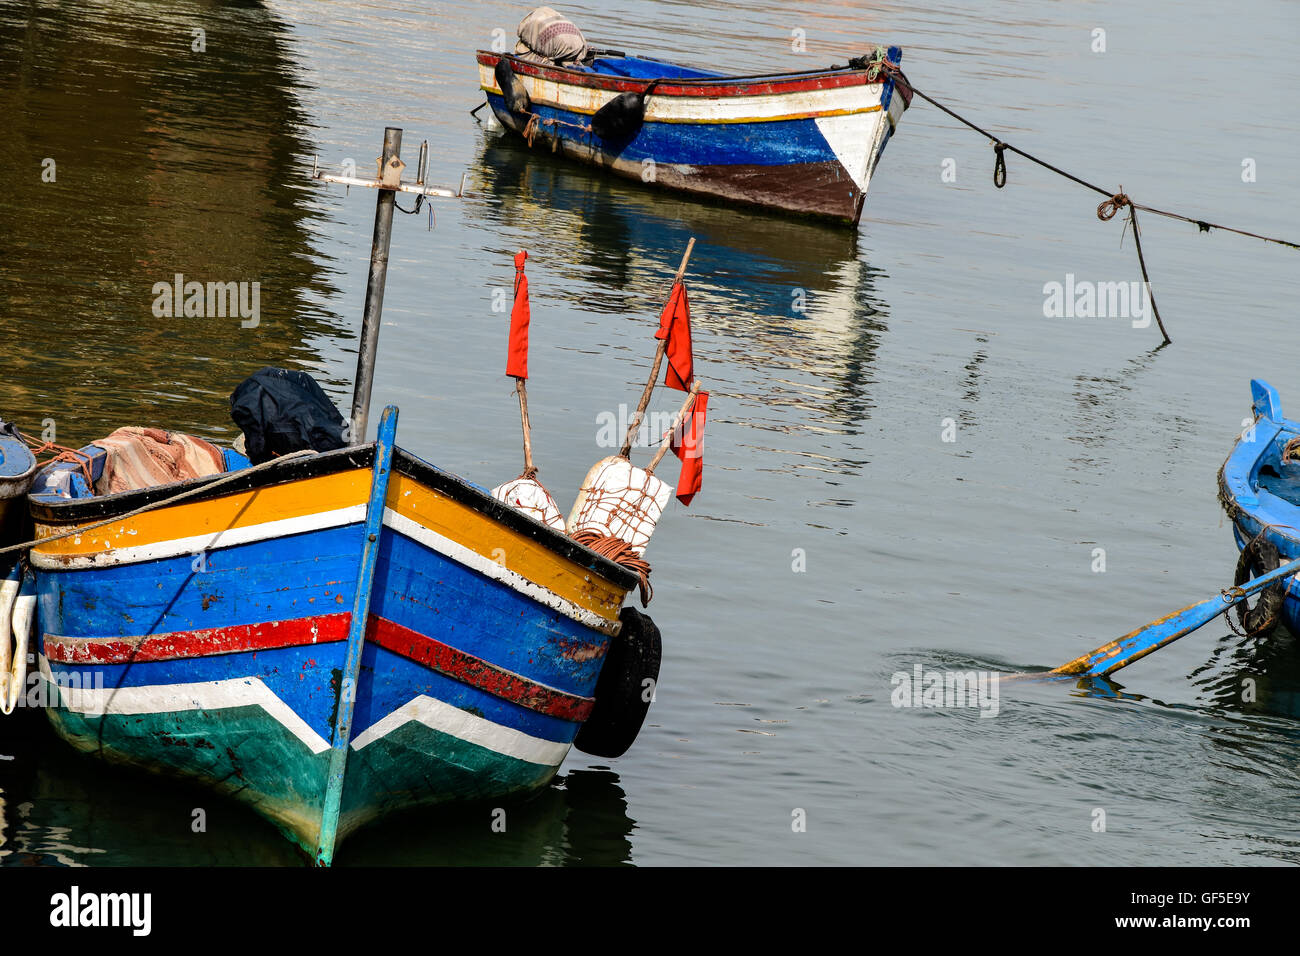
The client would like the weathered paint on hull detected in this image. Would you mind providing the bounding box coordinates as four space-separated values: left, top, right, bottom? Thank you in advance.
1220 380 1300 636
1229 522 1300 638
29 444 636 859
45 683 558 856
477 51 907 224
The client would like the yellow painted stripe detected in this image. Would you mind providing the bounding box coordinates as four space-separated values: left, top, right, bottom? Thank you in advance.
385 473 626 622
480 85 881 123
32 469 372 557
32 467 627 623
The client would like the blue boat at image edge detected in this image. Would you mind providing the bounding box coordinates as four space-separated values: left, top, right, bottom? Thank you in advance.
1219 379 1300 635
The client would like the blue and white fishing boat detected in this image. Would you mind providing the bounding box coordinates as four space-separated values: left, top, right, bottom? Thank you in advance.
477 35 909 224
1218 379 1300 636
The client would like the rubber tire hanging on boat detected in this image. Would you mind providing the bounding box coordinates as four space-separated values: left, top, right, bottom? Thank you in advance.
590 81 660 142
494 59 531 115
591 92 644 141
573 606 662 759
1234 535 1286 637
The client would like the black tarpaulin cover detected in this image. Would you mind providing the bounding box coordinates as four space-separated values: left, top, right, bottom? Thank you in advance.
229 367 348 464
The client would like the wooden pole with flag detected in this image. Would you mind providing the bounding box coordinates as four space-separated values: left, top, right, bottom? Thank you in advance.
568 239 705 550
647 381 708 506
647 381 703 473
618 237 696 458
492 250 566 530
506 250 536 477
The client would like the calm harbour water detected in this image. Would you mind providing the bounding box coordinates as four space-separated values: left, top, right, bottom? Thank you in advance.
1 0 1299 865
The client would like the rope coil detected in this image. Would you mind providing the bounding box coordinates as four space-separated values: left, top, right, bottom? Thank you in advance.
1097 192 1130 222
19 433 95 489
571 530 653 607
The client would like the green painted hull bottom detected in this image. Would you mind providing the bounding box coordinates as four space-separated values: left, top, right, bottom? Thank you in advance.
46 704 563 860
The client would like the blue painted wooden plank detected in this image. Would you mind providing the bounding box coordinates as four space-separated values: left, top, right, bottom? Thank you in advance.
1052 555 1300 678
315 404 398 866
1251 378 1283 422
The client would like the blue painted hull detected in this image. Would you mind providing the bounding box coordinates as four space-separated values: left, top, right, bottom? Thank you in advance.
1219 379 1300 635
28 441 637 859
477 49 909 223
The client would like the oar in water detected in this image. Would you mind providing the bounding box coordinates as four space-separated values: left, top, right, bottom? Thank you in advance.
491 250 565 530
1040 556 1300 679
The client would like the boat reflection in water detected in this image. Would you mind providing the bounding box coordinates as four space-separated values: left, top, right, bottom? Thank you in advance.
0 0 343 446
1 730 634 867
338 768 636 867
468 131 892 467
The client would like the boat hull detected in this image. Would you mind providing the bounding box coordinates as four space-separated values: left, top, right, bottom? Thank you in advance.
1219 379 1300 635
29 442 635 858
0 428 37 545
476 51 908 224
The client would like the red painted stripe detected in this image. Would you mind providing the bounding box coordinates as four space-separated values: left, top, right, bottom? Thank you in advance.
44 614 351 664
477 51 883 99
44 612 597 723
368 617 596 722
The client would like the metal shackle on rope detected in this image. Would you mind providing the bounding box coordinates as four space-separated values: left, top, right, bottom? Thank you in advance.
992 142 1008 189
1097 191 1131 222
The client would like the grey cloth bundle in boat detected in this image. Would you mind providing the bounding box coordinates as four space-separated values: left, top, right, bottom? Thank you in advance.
515 6 588 65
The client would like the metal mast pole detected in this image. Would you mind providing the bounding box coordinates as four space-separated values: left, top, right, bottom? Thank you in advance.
350 126 403 442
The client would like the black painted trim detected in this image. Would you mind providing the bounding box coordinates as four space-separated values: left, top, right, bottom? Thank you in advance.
27 443 638 591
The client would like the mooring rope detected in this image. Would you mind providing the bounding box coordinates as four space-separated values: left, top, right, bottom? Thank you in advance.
570 529 653 607
522 111 590 148
17 433 94 490
867 57 1300 346
0 448 319 558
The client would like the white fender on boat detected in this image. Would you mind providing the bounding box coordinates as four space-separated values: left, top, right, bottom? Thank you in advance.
567 456 672 555
491 476 566 531
4 571 35 715
0 562 21 714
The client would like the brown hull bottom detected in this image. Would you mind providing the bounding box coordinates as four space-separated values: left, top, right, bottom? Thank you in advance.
497 114 866 225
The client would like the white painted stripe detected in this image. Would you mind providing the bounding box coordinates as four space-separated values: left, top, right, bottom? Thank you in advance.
41 656 571 766
815 111 887 192
886 92 906 132
349 693 571 766
38 654 332 754
30 505 367 570
382 508 620 634
479 65 883 124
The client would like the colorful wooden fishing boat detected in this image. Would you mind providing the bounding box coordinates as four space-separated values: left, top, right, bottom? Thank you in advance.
1218 379 1300 636
476 46 910 224
0 424 37 546
25 410 650 862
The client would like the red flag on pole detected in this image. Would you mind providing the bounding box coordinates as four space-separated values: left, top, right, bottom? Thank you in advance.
654 281 693 392
506 250 530 379
670 390 708 506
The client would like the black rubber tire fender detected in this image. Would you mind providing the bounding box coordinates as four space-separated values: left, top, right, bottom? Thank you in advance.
1234 534 1286 637
573 606 662 759
590 80 661 142
494 58 531 115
